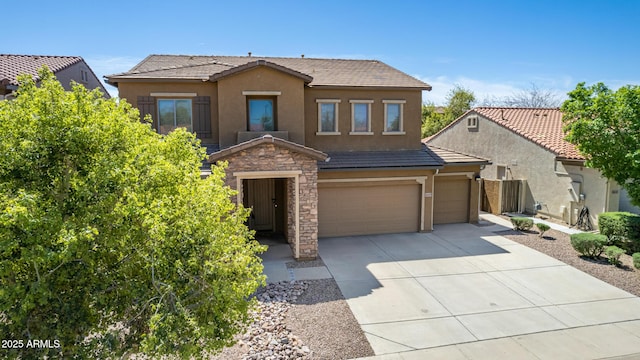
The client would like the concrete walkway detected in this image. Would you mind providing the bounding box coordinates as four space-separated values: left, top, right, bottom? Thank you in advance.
260 223 640 359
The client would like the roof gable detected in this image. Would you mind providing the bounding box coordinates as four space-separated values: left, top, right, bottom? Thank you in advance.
428 107 583 160
473 107 582 160
106 54 431 89
208 135 328 162
209 60 313 83
0 54 83 86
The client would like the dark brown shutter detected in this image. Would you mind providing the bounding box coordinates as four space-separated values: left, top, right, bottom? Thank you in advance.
137 96 157 130
193 96 211 138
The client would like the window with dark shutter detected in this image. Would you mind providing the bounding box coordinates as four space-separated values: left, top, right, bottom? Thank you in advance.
193 96 211 138
137 96 157 129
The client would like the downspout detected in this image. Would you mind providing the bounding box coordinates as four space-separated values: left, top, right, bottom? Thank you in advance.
431 169 440 230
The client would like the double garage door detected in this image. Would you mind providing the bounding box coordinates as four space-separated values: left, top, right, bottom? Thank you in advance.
318 182 421 238
318 177 471 237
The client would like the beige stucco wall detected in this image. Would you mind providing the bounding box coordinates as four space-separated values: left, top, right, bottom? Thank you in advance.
116 81 219 144
217 67 306 148
428 113 615 227
304 88 422 151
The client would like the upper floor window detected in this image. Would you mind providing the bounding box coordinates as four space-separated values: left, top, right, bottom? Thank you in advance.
349 100 373 135
247 97 276 131
158 99 192 134
316 99 341 135
383 100 405 135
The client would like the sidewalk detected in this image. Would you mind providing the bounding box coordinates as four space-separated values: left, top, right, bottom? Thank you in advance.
480 212 583 235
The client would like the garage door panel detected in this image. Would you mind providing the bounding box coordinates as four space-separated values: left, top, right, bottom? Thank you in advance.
434 177 469 224
319 183 420 237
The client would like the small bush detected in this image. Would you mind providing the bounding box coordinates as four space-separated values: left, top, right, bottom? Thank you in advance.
605 246 625 266
570 233 608 258
598 212 640 253
511 217 534 231
536 223 551 237
633 253 640 270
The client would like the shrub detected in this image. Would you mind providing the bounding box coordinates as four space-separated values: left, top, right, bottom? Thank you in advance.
598 212 640 253
605 246 625 266
511 217 534 231
536 223 551 237
633 253 640 270
570 233 608 258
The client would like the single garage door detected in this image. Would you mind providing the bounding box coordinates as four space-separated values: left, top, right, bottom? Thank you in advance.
318 182 421 237
433 177 470 224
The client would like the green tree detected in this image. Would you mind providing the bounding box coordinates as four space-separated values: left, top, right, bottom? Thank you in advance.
422 85 475 138
0 68 266 358
562 82 640 206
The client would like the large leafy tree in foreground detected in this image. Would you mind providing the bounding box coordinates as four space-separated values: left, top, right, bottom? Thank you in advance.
0 68 265 358
562 82 640 206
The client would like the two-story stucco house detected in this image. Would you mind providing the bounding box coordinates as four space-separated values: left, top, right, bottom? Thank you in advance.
106 54 488 259
1 54 109 100
427 107 623 228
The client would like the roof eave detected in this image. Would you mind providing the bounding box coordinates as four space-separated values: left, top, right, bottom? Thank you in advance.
319 165 444 172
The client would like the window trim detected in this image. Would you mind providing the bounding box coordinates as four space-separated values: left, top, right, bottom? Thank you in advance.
349 100 374 135
382 100 406 135
246 96 277 131
316 99 341 135
467 116 478 129
157 98 193 135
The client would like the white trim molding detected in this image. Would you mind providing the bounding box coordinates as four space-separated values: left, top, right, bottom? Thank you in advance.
316 99 341 134
383 100 405 134
349 100 373 134
242 90 282 96
150 92 197 97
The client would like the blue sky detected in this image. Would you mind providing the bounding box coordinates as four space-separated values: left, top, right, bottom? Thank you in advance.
5 0 639 104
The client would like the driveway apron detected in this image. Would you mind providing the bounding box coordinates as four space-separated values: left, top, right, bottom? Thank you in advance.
318 224 640 360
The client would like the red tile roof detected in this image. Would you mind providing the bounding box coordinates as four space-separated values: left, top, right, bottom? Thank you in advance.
106 54 431 89
472 107 583 160
0 54 83 85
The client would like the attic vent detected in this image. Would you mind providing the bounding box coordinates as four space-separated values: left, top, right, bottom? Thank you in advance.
467 116 478 129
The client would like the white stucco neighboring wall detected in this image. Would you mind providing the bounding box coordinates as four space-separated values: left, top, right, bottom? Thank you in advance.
620 188 640 214
427 113 617 227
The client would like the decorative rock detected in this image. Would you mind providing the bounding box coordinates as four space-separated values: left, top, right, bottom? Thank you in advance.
236 281 310 360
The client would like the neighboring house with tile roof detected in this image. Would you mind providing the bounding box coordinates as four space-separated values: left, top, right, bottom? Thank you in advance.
0 54 109 99
106 54 489 259
426 107 624 227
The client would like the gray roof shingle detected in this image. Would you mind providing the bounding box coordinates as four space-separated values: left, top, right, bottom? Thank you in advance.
319 145 489 170
107 55 431 89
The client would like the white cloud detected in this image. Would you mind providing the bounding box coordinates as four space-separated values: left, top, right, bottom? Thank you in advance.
416 75 570 106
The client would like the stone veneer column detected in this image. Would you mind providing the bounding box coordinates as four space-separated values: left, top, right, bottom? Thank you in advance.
216 143 319 259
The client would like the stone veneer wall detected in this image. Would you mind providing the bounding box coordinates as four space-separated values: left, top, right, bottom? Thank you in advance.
218 143 319 259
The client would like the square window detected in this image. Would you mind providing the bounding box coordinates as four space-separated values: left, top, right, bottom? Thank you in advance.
247 97 276 131
158 99 192 134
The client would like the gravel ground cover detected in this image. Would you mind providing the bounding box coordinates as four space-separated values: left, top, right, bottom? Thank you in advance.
497 227 640 297
211 278 373 360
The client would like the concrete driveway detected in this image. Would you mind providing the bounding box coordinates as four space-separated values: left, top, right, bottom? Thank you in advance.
318 223 640 359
